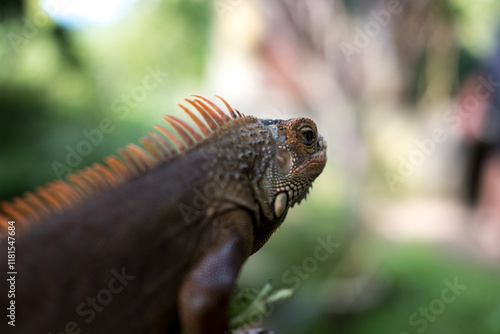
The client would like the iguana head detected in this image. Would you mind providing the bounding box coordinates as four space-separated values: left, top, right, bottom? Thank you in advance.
256 117 327 227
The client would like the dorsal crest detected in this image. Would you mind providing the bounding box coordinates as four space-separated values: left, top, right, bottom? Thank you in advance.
0 95 244 231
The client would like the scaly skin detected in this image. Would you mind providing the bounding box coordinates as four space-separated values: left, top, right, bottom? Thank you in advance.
0 97 327 333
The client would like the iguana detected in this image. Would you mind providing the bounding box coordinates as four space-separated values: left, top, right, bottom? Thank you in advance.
0 95 327 333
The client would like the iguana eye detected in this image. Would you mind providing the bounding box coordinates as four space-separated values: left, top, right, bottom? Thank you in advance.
300 127 315 146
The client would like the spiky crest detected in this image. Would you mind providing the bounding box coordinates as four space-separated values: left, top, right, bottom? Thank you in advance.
0 96 241 231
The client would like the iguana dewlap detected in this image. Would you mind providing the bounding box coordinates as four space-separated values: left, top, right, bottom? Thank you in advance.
0 95 327 333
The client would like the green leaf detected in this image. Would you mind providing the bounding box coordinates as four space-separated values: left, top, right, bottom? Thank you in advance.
229 281 294 330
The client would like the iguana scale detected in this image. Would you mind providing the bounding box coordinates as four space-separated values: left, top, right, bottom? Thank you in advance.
0 95 327 333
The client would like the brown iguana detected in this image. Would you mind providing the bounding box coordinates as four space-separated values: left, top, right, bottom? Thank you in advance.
0 95 327 333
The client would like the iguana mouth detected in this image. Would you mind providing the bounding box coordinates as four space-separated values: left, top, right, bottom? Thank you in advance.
309 135 327 167
291 152 326 208
302 150 327 171
310 152 327 166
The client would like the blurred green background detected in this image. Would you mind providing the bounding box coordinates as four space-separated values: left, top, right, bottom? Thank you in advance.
1 0 500 333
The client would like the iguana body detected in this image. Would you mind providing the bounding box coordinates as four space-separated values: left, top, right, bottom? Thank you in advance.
0 96 327 333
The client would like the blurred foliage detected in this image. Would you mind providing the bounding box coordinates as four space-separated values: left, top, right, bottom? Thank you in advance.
0 0 211 200
335 242 500 334
229 282 294 330
447 0 500 56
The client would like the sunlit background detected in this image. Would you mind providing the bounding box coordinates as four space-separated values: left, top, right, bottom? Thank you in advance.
1 0 500 333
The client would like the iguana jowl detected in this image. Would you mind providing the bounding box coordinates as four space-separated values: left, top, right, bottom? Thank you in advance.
0 95 327 333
